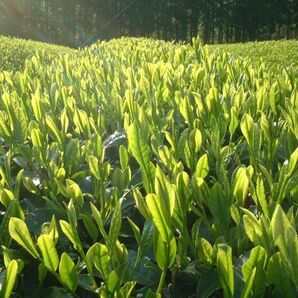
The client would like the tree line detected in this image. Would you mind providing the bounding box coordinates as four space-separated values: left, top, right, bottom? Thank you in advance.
0 0 297 47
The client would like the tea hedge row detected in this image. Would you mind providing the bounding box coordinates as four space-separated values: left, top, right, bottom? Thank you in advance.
0 37 297 297
209 39 298 70
0 35 75 72
1 35 298 74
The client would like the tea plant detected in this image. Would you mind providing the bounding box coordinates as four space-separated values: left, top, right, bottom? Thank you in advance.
0 35 75 72
209 39 298 70
0 37 297 297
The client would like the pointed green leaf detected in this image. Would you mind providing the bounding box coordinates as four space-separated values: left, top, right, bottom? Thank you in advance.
59 253 78 293
195 154 209 178
37 234 59 273
146 194 172 243
242 209 263 244
86 243 110 281
241 114 254 148
217 244 234 298
108 201 122 251
88 155 100 180
288 147 298 176
127 123 153 192
267 252 294 297
59 220 83 254
107 262 127 294
229 106 239 136
242 246 267 297
119 145 129 170
154 165 176 216
256 177 269 217
0 189 14 209
31 128 43 150
117 281 136 298
233 167 249 206
155 232 176 271
240 268 256 298
189 128 202 153
90 203 108 241
0 260 19 298
9 217 39 258
127 217 141 244
66 180 83 207
133 188 150 220
45 115 63 146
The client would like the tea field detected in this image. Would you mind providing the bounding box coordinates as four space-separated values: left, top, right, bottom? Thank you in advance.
0 37 298 297
0 35 75 72
209 39 298 70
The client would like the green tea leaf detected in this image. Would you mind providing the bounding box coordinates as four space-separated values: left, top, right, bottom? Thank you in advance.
189 128 202 153
107 262 127 294
117 281 136 298
133 188 150 220
267 252 294 297
59 220 83 254
9 217 39 258
90 203 108 241
197 238 213 264
233 166 249 206
288 147 298 176
217 244 234 298
229 106 239 136
45 115 63 147
242 246 267 297
127 217 141 244
66 180 83 207
127 123 154 192
86 243 110 281
81 214 99 242
271 204 292 244
146 194 172 243
59 253 78 293
37 234 59 273
256 177 269 217
31 128 43 150
88 155 100 180
242 209 263 244
119 145 129 170
240 267 256 298
108 200 122 251
155 232 176 271
0 189 14 209
195 154 209 178
0 260 19 298
154 165 176 216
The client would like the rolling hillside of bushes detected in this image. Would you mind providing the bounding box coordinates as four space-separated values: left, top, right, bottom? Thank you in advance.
1 35 297 73
0 35 75 71
209 39 298 69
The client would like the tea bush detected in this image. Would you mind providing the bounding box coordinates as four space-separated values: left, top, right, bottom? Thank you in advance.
209 39 298 69
0 35 75 72
0 37 297 297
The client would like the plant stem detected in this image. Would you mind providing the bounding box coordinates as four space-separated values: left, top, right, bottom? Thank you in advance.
157 269 167 295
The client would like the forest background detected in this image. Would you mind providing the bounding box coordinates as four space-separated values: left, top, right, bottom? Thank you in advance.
0 0 297 47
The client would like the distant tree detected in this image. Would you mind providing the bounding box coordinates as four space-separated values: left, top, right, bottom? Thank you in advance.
0 0 296 46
